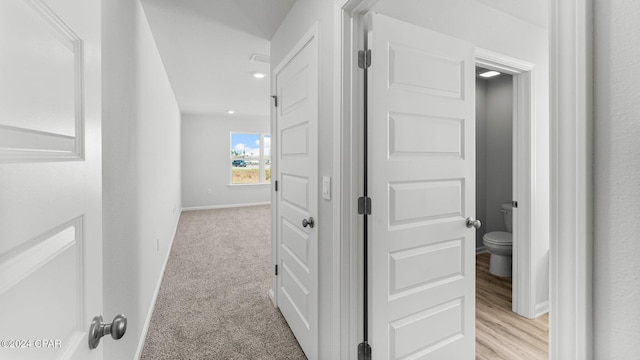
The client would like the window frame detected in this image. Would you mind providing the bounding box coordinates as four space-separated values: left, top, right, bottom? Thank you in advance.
229 131 271 186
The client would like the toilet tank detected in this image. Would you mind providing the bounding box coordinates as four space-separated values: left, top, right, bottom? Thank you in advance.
501 202 513 232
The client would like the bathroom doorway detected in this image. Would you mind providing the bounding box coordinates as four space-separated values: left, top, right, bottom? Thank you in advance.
475 67 514 262
474 59 550 358
475 51 550 320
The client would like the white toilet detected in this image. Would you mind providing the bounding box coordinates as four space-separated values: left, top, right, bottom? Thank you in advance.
482 202 513 277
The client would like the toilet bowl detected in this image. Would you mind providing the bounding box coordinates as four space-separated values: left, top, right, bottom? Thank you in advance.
482 202 513 277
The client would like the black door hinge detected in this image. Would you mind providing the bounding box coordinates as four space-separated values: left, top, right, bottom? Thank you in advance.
512 200 518 208
358 196 372 215
358 342 372 360
275 264 278 276
358 49 371 69
275 180 279 191
271 95 278 107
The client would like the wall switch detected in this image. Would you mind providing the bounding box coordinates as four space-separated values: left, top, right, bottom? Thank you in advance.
322 176 331 200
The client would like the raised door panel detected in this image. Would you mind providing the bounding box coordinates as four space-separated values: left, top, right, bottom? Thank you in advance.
0 219 86 359
0 0 84 160
389 113 465 158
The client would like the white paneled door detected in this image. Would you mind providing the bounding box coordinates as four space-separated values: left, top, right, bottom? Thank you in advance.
0 0 102 359
274 27 319 360
367 13 476 359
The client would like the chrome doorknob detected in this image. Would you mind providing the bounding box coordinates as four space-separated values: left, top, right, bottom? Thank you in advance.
88 314 127 350
302 217 315 228
466 217 482 229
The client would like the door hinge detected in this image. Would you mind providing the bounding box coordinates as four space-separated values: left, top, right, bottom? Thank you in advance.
358 196 372 215
271 95 278 107
512 200 518 208
358 49 371 69
275 180 279 192
275 264 278 276
358 342 372 360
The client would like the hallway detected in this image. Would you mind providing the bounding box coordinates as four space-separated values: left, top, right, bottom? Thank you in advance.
141 205 305 359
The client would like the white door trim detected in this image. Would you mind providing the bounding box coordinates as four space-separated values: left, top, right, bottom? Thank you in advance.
335 0 593 359
475 49 541 319
549 0 593 358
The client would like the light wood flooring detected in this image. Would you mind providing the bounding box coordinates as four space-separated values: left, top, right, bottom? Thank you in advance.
476 253 549 360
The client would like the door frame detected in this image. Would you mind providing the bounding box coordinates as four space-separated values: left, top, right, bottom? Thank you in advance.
333 0 594 359
475 49 541 319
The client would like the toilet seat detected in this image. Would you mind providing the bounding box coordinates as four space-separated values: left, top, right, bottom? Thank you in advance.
483 231 512 245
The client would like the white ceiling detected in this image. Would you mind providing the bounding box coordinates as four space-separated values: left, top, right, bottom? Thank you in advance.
141 0 295 118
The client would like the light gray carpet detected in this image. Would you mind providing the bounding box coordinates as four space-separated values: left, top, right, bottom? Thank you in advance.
141 205 306 360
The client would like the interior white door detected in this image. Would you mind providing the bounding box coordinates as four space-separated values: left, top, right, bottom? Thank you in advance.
0 0 102 359
274 30 319 360
367 13 476 359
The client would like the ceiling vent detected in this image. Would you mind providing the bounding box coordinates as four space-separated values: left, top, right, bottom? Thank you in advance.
250 53 270 64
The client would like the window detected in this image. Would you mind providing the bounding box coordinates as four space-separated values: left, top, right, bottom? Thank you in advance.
230 132 271 185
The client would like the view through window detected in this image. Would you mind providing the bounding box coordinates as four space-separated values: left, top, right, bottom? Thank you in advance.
230 132 271 184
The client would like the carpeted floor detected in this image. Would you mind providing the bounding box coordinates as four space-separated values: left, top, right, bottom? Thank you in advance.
141 205 306 360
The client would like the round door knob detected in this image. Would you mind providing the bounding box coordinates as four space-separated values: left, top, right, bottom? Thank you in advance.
466 217 482 229
88 314 127 350
109 314 127 340
302 217 315 228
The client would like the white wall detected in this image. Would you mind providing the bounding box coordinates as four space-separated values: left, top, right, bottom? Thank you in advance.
476 75 513 248
594 0 640 358
271 1 336 358
181 113 270 209
373 0 549 309
102 1 181 359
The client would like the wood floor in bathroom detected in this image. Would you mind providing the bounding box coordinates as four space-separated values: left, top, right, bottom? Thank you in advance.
476 253 549 360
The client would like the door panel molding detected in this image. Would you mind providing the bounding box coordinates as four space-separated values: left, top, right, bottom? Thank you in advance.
0 0 84 162
0 216 86 358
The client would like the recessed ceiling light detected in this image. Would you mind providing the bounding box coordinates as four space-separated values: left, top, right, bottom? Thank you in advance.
479 70 501 78
226 110 236 114
253 72 266 79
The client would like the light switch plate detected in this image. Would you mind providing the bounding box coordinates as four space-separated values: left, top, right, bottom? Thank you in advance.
323 176 331 200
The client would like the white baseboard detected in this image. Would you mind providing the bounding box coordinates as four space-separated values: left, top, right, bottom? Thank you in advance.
535 300 549 317
476 246 488 255
135 211 181 359
268 289 276 307
182 202 270 212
